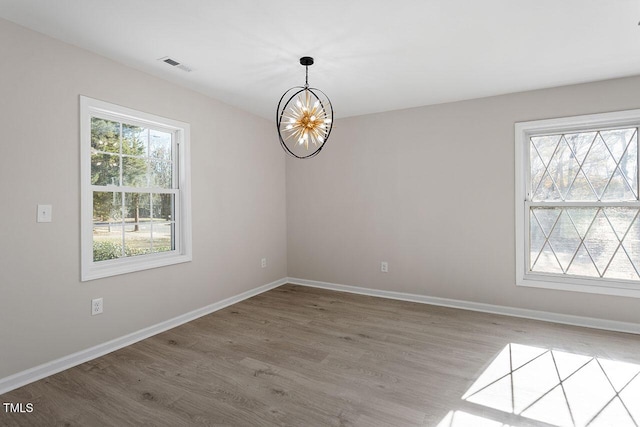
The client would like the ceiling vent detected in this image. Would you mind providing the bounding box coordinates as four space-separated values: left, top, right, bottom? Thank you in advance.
158 56 193 72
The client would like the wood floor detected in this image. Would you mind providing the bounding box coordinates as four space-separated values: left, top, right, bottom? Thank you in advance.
2 284 639 426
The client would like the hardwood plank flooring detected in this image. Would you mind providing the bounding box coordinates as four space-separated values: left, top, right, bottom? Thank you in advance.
2 284 639 426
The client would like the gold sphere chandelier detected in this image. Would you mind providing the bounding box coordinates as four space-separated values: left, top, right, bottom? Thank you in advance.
276 57 333 159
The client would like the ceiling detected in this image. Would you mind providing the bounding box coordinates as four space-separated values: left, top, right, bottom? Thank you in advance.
1 0 640 120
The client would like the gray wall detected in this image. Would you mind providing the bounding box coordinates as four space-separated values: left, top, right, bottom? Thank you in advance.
287 76 640 324
0 18 287 379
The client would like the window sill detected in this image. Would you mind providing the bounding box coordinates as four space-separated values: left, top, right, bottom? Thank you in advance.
81 252 192 281
517 275 640 299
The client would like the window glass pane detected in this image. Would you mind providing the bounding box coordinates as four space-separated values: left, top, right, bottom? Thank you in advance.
125 221 152 257
529 210 546 260
91 153 120 186
122 156 148 187
601 128 636 162
152 193 174 221
91 118 120 153
530 135 561 168
564 169 596 201
150 160 172 188
582 133 617 200
93 224 124 262
93 191 122 223
152 193 174 252
530 207 564 274
153 222 174 253
124 193 150 225
530 206 640 280
150 130 172 162
531 128 638 202
601 129 638 201
563 131 596 165
93 191 123 262
123 193 152 257
122 125 148 157
547 136 580 200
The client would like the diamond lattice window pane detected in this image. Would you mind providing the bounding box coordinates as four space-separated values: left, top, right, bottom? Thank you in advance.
547 210 581 271
531 135 561 166
564 208 597 238
582 210 620 275
604 250 639 280
531 208 560 236
566 245 599 277
528 127 640 281
565 169 597 201
532 172 563 201
583 133 619 200
530 152 546 199
601 169 636 201
530 208 563 273
532 242 563 273
603 207 637 237
549 136 582 200
529 211 546 262
531 135 562 201
619 130 639 198
558 131 597 201
601 128 636 163
621 218 640 273
564 131 597 161
599 128 638 201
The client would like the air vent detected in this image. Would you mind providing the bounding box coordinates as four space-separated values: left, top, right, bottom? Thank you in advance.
157 57 193 72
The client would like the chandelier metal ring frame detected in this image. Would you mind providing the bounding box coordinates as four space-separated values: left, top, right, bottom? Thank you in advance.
276 57 334 159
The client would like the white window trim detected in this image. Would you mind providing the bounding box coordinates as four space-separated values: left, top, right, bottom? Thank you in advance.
80 96 192 281
515 109 640 299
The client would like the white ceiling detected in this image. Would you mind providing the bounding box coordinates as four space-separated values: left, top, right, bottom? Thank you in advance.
2 0 640 120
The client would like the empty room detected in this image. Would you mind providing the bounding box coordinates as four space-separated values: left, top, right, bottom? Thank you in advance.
1 1 640 426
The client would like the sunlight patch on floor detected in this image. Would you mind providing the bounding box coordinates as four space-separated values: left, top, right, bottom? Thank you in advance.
455 343 640 427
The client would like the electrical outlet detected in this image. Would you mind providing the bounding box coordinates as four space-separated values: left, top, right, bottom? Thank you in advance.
381 261 388 273
91 298 103 316
261 258 267 268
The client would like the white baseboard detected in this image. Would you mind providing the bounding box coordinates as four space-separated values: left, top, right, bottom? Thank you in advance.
0 278 287 396
3 276 638 396
287 277 640 335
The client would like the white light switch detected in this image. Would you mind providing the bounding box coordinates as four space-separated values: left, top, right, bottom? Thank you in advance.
37 204 52 223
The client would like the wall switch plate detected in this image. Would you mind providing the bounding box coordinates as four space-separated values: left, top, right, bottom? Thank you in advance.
37 204 52 223
381 261 388 273
91 298 103 315
261 258 267 268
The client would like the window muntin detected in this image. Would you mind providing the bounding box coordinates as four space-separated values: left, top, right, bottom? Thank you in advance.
516 110 640 297
81 97 191 281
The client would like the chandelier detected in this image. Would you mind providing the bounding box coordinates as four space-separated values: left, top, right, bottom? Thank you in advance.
276 57 333 159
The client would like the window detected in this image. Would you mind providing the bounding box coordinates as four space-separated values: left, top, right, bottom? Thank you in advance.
515 109 640 298
80 96 191 281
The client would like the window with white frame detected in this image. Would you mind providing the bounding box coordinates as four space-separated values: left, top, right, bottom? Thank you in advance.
515 109 640 298
80 96 191 281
